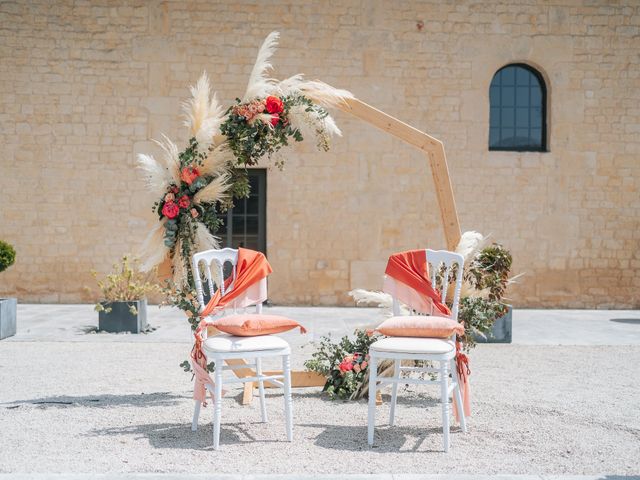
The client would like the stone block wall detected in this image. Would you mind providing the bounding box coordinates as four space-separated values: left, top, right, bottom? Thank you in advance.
0 0 638 307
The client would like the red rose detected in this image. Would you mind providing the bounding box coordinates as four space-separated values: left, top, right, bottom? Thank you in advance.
338 359 353 373
270 113 280 126
180 166 200 185
161 201 179 219
178 195 190 209
265 96 283 114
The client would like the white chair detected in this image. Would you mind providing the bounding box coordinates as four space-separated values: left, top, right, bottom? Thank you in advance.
367 249 468 452
190 248 293 450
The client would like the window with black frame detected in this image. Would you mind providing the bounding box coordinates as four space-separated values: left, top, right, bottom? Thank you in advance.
220 169 266 254
489 64 547 152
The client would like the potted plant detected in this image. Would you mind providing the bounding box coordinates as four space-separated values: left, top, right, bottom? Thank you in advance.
91 256 160 333
462 243 513 344
0 240 17 340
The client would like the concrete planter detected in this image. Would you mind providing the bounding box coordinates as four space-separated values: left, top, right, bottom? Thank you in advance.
98 299 147 334
0 298 17 340
474 305 512 343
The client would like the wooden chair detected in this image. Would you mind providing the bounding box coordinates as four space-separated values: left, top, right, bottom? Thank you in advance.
190 248 293 450
367 249 468 452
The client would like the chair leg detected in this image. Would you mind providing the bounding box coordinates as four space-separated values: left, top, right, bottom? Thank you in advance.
440 360 450 452
389 360 400 426
451 359 467 433
367 355 378 446
256 357 268 423
282 354 293 442
191 399 201 432
213 364 224 450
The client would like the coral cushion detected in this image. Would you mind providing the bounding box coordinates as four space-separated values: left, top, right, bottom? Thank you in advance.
211 314 306 337
373 315 464 338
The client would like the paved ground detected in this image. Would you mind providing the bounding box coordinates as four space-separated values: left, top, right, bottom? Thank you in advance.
1 305 639 478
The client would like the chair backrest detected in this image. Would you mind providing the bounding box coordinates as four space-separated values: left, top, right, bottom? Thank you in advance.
192 248 263 315
391 249 465 321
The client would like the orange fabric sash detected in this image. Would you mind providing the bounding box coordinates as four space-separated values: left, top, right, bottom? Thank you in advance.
384 250 451 317
190 248 273 404
384 249 471 420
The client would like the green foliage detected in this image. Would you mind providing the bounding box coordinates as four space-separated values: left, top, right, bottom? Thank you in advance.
220 94 327 169
0 240 16 273
465 243 512 301
304 329 379 400
458 296 509 351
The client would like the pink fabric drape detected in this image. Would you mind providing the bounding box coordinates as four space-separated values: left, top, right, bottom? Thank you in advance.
383 249 471 421
191 248 272 404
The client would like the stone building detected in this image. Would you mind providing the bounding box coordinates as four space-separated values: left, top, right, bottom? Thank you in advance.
0 0 638 308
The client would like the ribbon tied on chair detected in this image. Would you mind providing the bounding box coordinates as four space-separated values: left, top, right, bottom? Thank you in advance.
191 247 273 405
383 249 471 421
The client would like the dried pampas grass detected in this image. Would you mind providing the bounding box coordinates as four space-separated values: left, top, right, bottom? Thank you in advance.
136 153 170 193
193 173 230 205
195 221 220 252
152 134 181 184
172 238 188 287
138 221 169 272
182 73 227 152
243 31 279 101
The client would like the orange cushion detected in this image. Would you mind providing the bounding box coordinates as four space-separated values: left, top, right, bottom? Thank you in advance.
373 315 464 338
211 314 306 337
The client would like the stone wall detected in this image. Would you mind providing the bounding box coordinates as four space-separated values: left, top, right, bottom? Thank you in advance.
0 0 638 307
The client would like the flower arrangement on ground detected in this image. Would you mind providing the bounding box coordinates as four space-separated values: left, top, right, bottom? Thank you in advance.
304 329 379 400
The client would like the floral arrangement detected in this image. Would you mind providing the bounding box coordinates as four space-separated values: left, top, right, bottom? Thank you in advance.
0 240 16 273
90 256 160 315
304 329 380 400
137 31 351 297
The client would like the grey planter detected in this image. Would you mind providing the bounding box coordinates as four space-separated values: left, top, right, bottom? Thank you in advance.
474 305 512 343
98 299 147 333
0 298 17 340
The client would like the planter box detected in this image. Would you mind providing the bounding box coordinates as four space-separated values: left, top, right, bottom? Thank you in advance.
474 306 512 343
98 299 147 334
0 298 17 340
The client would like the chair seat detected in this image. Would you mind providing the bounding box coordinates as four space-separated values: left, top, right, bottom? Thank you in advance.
203 334 289 354
370 336 455 355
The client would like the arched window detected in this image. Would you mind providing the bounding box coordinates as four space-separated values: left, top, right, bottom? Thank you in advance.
489 64 547 151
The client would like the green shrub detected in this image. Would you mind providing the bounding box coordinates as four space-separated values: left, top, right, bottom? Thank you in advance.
0 240 16 273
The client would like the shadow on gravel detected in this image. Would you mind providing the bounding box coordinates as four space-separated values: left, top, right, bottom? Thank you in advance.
2 392 183 409
88 422 284 450
292 390 440 407
301 423 458 453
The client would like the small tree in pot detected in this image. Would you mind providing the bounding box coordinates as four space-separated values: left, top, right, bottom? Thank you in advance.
91 256 160 333
0 240 17 340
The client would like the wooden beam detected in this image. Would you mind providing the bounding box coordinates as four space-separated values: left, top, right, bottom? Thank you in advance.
334 97 462 249
257 370 326 389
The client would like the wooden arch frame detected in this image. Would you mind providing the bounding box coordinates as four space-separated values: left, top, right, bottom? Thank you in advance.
237 96 463 404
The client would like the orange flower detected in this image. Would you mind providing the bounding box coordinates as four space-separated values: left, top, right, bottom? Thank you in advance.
180 166 200 185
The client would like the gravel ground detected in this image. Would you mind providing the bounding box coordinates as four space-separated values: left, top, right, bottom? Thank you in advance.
0 342 639 475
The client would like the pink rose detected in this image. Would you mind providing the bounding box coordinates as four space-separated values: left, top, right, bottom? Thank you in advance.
361 361 368 370
353 363 361 373
164 192 175 203
190 208 199 218
178 195 190 209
